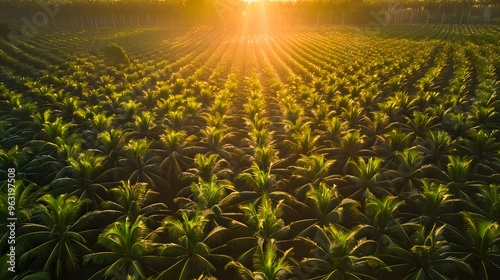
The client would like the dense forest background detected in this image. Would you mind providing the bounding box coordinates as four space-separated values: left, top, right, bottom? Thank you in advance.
0 0 499 30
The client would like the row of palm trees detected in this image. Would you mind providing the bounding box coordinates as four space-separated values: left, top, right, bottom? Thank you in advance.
1 24 500 279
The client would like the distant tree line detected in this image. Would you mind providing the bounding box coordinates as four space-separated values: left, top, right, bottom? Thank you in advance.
0 0 498 29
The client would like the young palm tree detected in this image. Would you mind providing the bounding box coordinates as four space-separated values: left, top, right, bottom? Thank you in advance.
221 162 291 208
404 179 459 227
320 116 347 146
117 99 140 123
290 154 336 199
0 179 47 256
311 103 332 130
459 129 500 183
83 216 165 280
97 128 127 168
157 211 230 280
359 195 413 248
38 117 73 144
0 145 32 175
252 145 281 172
289 182 359 238
225 238 294 280
469 104 497 130
447 212 500 279
201 126 241 160
340 157 391 201
404 111 438 140
383 128 411 155
245 128 274 150
443 112 472 139
341 104 366 129
388 149 434 194
159 128 192 186
18 194 95 279
176 179 236 211
130 111 164 140
51 150 107 209
332 130 374 174
225 196 291 272
300 224 386 280
417 130 454 168
361 111 393 149
286 127 320 156
110 138 165 190
472 184 500 222
100 180 168 224
444 155 480 201
238 197 289 243
165 110 187 130
182 153 233 184
380 224 472 280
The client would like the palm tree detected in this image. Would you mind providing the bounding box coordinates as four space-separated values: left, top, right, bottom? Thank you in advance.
311 103 332 130
417 130 454 168
320 116 347 146
359 195 413 248
129 111 164 140
117 99 140 123
51 150 107 209
100 180 168 224
459 129 500 183
332 130 374 174
176 179 236 210
252 145 281 172
201 126 241 160
203 112 229 129
447 212 500 280
404 111 437 140
300 224 386 279
39 117 73 143
159 128 192 189
469 104 497 130
0 145 32 175
182 153 233 184
97 128 126 168
224 196 291 272
388 149 434 194
340 157 391 201
472 184 500 222
110 138 165 190
89 112 115 134
443 112 472 139
245 127 274 150
341 104 366 129
237 197 289 243
380 224 472 280
361 111 393 149
405 180 460 229
0 179 47 253
18 194 95 279
290 153 336 199
83 216 165 280
443 155 480 201
225 238 294 280
286 127 320 156
221 162 291 207
383 128 411 155
289 182 359 238
157 211 231 280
